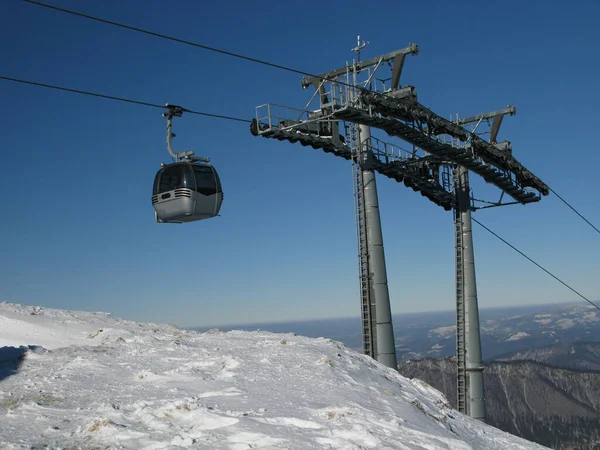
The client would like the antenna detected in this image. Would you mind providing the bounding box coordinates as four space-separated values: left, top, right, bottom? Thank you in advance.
351 35 368 62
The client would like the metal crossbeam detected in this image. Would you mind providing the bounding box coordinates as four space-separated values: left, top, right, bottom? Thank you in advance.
300 43 419 89
359 92 549 197
329 105 542 204
250 115 455 210
456 106 516 126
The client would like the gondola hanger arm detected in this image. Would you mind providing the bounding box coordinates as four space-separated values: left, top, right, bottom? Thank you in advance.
162 103 210 163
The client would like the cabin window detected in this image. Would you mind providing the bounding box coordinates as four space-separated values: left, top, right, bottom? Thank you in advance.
193 165 220 195
156 164 195 193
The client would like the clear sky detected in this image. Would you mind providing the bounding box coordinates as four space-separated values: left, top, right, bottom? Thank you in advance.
1 0 599 328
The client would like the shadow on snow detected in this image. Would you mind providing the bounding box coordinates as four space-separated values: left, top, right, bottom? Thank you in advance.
0 346 39 382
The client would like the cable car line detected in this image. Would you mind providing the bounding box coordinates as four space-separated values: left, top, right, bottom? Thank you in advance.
0 75 251 123
472 217 600 311
3 80 597 312
3 75 597 271
7 2 599 298
3 77 597 240
22 0 382 94
548 187 600 236
22 0 600 236
23 0 315 79
24 0 600 231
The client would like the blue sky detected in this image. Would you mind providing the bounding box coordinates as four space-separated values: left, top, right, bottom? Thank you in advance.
1 0 599 328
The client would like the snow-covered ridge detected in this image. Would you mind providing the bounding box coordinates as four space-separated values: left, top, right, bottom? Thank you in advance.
0 302 547 449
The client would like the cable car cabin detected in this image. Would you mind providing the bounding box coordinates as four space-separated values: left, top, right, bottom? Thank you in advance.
152 162 223 223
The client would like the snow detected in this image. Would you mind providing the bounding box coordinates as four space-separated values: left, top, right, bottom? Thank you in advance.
0 302 548 449
556 318 576 329
582 312 600 322
429 325 456 338
505 332 530 342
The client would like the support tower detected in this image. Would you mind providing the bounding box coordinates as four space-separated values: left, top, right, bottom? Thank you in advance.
250 42 549 421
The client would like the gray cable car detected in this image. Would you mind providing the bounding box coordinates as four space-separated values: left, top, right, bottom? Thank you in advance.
152 104 223 223
152 161 223 223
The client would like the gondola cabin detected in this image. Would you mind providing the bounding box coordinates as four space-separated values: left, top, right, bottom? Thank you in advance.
152 162 223 223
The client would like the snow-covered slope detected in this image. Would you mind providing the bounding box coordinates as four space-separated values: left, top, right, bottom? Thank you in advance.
0 303 547 449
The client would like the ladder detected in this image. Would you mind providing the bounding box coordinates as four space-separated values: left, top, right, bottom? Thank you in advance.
348 122 376 358
454 169 467 414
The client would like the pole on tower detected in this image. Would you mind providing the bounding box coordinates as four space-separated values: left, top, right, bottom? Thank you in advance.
455 165 486 421
358 123 397 369
347 37 397 369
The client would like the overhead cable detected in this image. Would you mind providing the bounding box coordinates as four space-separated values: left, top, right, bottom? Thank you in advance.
22 0 395 94
472 217 600 311
549 187 600 236
23 0 315 78
0 75 251 123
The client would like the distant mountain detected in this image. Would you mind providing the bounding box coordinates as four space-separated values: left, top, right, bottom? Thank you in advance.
397 357 600 450
193 302 600 364
495 341 600 371
392 303 600 362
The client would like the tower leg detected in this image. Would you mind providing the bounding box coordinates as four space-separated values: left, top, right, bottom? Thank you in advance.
455 205 467 414
455 165 486 422
359 125 397 369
